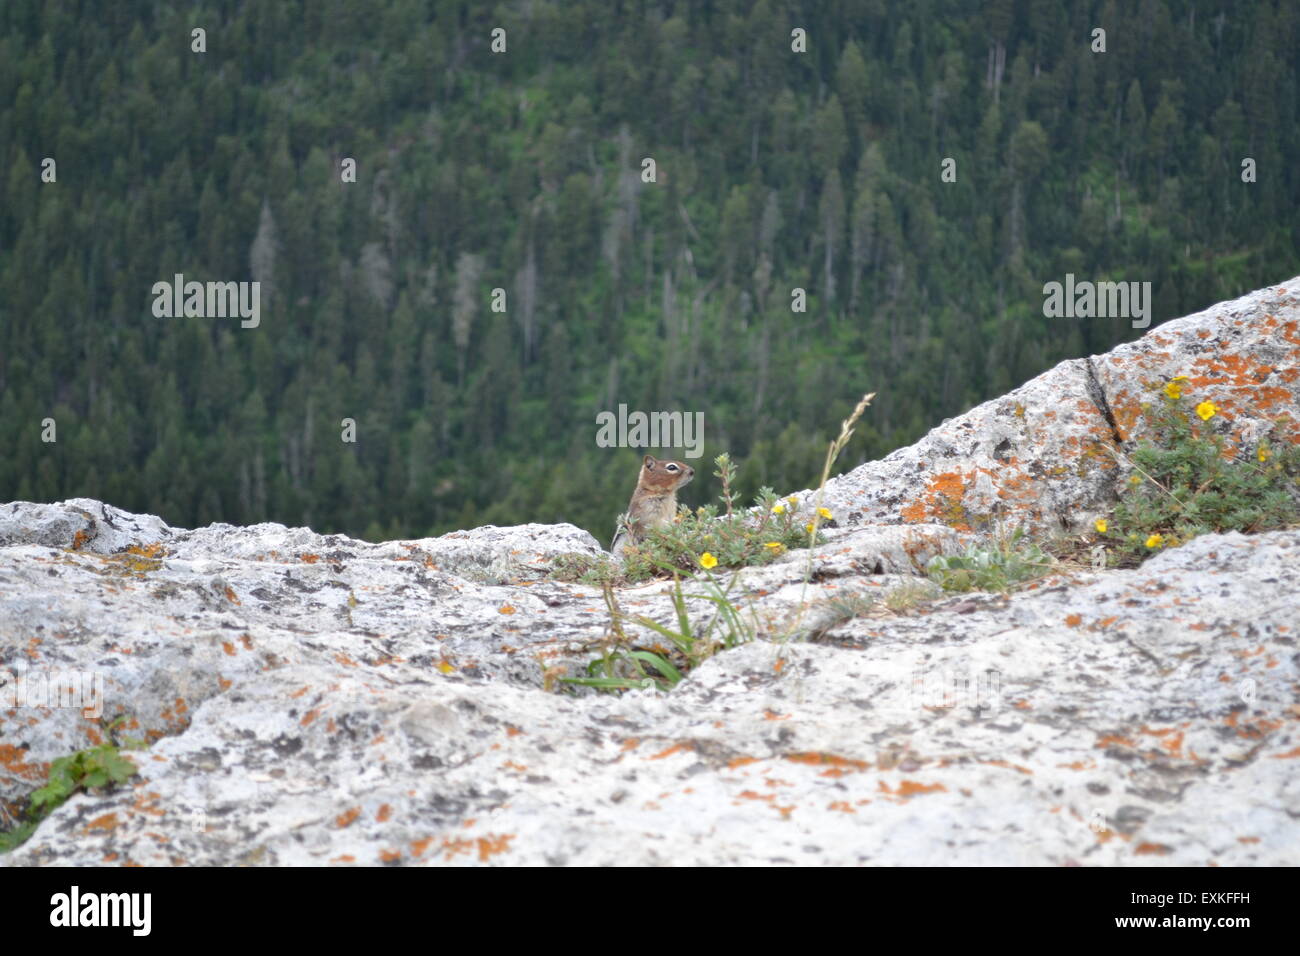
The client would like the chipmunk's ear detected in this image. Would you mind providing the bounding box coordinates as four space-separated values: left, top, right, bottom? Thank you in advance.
643 454 657 469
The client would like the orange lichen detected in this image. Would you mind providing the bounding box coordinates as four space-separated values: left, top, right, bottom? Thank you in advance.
785 752 870 773
900 471 973 529
1134 843 1172 856
85 813 120 833
648 742 693 760
878 779 946 797
334 807 361 828
476 834 515 861
0 744 48 781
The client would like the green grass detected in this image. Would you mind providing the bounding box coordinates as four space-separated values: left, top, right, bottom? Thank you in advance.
560 571 755 693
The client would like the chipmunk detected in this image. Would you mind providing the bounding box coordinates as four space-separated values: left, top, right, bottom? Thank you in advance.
610 455 695 557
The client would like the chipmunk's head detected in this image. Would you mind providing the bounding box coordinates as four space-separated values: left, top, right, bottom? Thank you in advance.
638 454 694 493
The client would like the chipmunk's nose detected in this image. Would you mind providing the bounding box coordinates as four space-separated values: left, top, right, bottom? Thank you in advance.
686 466 695 477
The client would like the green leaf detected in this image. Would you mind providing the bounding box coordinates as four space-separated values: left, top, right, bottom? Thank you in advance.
627 651 683 685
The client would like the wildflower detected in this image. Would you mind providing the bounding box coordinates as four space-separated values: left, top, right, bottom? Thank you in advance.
699 552 718 569
1145 534 1165 549
787 496 798 506
772 503 785 515
1094 518 1108 534
1128 474 1142 486
817 507 833 520
1195 401 1217 421
764 542 784 553
1258 445 1271 463
1163 380 1182 400
805 522 815 534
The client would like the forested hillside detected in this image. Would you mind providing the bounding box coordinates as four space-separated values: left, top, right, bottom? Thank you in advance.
1 0 1296 543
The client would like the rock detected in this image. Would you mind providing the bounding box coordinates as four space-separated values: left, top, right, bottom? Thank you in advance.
798 276 1300 537
2 277 1299 866
0 498 172 554
1 513 1297 866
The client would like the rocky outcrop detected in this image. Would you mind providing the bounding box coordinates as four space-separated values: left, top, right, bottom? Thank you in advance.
802 278 1300 537
2 278 1298 866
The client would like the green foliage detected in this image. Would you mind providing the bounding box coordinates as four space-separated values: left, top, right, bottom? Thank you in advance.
617 454 823 584
927 529 1054 592
2 4 1296 542
0 739 139 854
29 744 138 813
561 570 754 693
812 590 878 634
882 579 942 613
1099 389 1300 565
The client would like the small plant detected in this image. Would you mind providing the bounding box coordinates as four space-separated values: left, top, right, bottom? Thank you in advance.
1096 384 1300 566
782 392 876 637
0 732 140 854
548 551 617 586
882 579 941 612
561 565 755 693
560 390 877 691
615 453 822 584
806 589 878 639
927 529 1054 592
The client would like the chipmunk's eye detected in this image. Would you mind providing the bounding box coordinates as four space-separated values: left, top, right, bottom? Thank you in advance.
666 463 679 472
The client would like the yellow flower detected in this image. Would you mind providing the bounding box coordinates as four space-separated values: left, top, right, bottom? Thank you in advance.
772 503 785 514
805 522 815 534
699 552 717 569
764 541 784 553
1094 518 1108 534
787 496 798 506
1195 401 1217 421
817 507 833 520
1145 534 1165 549
1258 445 1271 463
1163 380 1182 400
1128 474 1142 486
